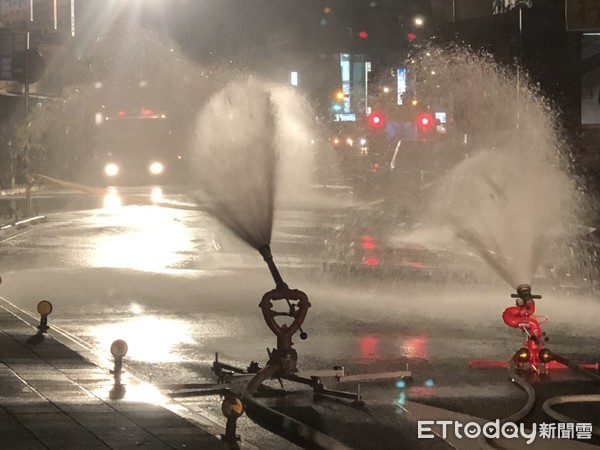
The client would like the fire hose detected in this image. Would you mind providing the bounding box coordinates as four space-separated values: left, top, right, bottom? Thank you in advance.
478 355 600 449
479 358 600 449
478 361 537 450
504 361 537 424
540 354 600 437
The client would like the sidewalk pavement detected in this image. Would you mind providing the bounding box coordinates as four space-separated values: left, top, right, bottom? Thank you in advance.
0 304 229 449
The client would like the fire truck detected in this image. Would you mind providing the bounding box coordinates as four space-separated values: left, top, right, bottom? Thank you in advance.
354 90 464 200
89 106 189 187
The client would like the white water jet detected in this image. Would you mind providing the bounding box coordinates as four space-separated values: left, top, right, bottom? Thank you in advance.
192 78 315 249
400 48 583 288
433 145 576 287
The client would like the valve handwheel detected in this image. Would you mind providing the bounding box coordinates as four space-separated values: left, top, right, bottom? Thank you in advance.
260 288 311 352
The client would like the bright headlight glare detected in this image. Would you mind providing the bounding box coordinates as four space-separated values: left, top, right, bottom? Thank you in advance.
105 163 119 177
149 162 164 175
151 187 163 203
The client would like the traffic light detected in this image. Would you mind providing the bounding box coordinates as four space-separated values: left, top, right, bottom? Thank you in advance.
406 14 425 43
332 89 347 114
417 113 434 132
368 112 385 128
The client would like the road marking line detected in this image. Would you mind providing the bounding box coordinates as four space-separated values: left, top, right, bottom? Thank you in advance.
0 229 34 244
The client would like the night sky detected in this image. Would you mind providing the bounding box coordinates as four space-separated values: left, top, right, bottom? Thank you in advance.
156 0 431 63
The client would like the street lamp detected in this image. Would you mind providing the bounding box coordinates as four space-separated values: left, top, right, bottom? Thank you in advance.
414 16 425 27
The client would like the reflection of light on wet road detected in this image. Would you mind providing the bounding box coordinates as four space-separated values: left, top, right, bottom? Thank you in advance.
129 303 144 314
119 381 165 406
357 335 429 361
397 391 407 405
398 336 429 360
103 188 122 210
93 375 168 406
359 335 380 360
93 316 195 363
91 205 193 271
151 187 163 203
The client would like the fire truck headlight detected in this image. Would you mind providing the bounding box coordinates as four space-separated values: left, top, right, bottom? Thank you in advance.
104 163 119 177
149 162 164 175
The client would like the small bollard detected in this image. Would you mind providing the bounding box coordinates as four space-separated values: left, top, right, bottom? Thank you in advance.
110 339 128 385
220 393 244 449
36 300 53 333
26 300 53 345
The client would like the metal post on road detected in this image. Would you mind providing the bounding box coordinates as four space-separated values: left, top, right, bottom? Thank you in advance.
24 7 29 116
110 339 128 385
26 299 53 344
220 393 244 449
24 3 31 218
4 1 55 219
109 339 128 399
25 172 32 218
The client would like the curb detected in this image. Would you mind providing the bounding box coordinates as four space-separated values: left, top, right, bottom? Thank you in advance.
0 296 233 448
0 215 47 234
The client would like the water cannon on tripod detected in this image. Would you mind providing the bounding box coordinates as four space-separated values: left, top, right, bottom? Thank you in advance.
206 246 411 415
257 245 310 374
503 284 550 373
470 284 599 373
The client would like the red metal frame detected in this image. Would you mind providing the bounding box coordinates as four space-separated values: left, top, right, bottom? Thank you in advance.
502 296 545 372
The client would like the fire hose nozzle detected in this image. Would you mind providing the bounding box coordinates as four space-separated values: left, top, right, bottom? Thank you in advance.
511 284 542 301
258 245 288 290
258 245 273 260
517 284 532 300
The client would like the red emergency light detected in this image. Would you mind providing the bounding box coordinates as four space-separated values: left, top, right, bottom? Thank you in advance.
368 112 385 128
417 113 434 131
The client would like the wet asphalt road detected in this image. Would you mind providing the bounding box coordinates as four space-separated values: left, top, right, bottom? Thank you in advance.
1 186 600 449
